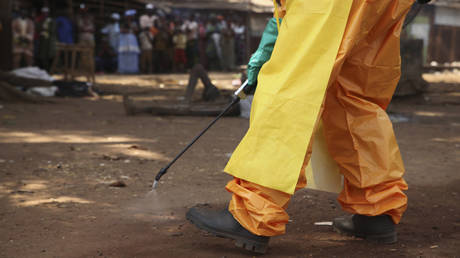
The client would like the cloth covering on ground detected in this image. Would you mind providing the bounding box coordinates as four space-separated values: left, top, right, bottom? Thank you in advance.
26 86 58 97
10 67 57 97
11 67 54 82
9 68 93 98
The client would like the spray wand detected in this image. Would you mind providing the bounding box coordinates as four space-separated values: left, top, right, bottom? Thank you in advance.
152 80 250 189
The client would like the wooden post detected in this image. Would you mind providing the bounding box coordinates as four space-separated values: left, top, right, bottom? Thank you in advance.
71 47 77 81
100 0 104 18
0 0 12 70
450 27 456 63
64 45 69 80
435 27 441 62
67 0 74 20
427 5 435 63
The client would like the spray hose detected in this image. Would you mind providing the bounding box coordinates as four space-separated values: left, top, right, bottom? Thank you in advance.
152 80 249 189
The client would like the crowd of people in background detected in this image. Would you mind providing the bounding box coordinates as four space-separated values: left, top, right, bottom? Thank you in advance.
11 3 247 75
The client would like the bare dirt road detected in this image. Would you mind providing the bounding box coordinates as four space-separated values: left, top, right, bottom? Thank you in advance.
1 73 459 257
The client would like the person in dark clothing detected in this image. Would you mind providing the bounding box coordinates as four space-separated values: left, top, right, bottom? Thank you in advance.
123 63 226 116
36 7 56 71
153 19 171 73
183 63 220 104
55 11 74 44
95 38 117 73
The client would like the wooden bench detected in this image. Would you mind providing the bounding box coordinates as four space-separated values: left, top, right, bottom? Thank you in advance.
51 43 95 83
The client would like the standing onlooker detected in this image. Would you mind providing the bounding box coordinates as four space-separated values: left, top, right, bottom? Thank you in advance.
76 3 95 82
36 7 56 71
99 13 120 73
139 28 153 73
12 10 34 68
125 9 139 34
34 7 47 65
117 10 140 74
153 19 170 73
139 4 158 30
173 27 187 72
214 15 225 67
198 18 208 67
95 38 117 73
54 9 74 74
101 13 121 52
55 10 74 44
232 19 246 65
183 15 199 69
205 16 221 70
220 20 235 71
76 4 95 47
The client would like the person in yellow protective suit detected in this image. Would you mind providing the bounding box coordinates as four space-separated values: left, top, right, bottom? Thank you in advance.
187 0 424 254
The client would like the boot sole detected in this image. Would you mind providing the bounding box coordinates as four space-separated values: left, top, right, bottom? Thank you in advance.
332 225 397 244
186 211 269 254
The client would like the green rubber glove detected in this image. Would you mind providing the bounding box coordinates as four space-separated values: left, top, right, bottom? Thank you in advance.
247 18 281 88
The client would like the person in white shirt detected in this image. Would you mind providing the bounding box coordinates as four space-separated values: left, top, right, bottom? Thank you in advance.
138 28 153 73
101 13 120 52
76 3 95 47
232 19 246 65
12 10 34 68
139 3 158 30
184 15 199 69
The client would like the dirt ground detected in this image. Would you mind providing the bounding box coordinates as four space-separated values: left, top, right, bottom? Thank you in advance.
0 72 459 258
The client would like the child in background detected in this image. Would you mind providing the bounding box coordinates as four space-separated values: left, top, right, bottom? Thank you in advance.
173 28 187 72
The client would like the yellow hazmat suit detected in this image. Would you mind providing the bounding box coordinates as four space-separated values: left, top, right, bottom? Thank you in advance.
225 0 413 236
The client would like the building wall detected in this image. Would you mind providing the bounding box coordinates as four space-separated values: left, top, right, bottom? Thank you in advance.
434 6 460 27
409 5 460 64
429 6 460 63
408 14 431 64
429 25 460 63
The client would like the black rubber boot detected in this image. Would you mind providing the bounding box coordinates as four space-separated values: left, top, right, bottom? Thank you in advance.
186 206 270 253
333 214 397 244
